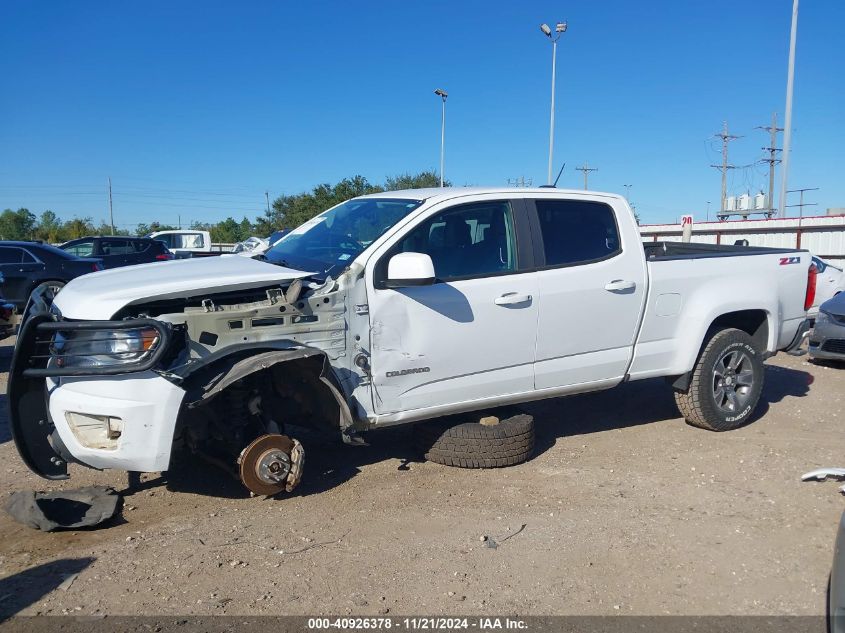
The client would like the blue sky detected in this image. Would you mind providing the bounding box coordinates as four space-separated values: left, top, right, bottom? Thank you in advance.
1 0 842 228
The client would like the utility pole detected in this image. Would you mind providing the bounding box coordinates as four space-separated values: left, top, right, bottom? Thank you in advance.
540 21 567 185
107 176 114 235
507 176 533 188
779 0 800 218
576 161 598 190
434 89 448 186
265 191 271 214
710 121 740 214
623 184 632 200
757 112 783 213
786 187 819 219
706 200 711 221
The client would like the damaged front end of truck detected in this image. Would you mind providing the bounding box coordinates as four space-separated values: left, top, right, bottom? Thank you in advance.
9 266 365 497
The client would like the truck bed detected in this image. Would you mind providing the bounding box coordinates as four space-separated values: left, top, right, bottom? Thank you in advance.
644 241 802 261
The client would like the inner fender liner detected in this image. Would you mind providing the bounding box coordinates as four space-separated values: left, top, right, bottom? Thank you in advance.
183 348 355 432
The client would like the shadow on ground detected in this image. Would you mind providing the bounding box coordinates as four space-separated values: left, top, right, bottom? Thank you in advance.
158 364 812 500
0 557 94 619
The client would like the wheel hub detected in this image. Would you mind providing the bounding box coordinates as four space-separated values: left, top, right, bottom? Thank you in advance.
238 434 301 496
712 349 754 413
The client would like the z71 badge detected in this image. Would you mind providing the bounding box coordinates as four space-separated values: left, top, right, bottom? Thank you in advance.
779 256 801 265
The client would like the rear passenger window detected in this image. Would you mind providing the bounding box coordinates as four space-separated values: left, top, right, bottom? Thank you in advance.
100 239 134 255
64 241 94 257
392 202 517 281
0 247 22 264
534 199 620 267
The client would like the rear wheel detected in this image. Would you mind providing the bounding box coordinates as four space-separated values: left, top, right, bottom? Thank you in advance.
674 328 764 431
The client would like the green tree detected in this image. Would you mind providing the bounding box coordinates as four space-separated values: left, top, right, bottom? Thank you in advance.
210 217 241 243
0 208 37 240
136 222 178 236
34 210 64 242
384 170 447 190
258 175 383 233
63 217 96 239
238 216 254 240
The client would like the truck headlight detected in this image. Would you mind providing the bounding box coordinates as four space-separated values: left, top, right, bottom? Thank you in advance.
816 310 831 326
51 327 161 368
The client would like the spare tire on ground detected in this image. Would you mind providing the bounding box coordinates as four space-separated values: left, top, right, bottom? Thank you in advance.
413 410 535 468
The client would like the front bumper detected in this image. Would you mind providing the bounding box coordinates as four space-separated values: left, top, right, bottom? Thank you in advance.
46 372 185 472
9 310 186 478
809 313 845 361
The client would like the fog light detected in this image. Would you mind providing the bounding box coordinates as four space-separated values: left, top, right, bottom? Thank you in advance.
65 412 123 450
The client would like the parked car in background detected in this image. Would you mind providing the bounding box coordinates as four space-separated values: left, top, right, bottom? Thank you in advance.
809 292 845 362
232 236 269 256
0 272 15 340
232 230 293 257
267 229 291 246
59 236 173 269
0 241 102 310
809 256 845 320
148 230 220 258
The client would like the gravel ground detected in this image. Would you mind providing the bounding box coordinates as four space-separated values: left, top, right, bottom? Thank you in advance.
0 338 843 617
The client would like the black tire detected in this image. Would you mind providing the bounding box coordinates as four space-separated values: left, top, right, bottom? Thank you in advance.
674 327 765 431
414 412 535 468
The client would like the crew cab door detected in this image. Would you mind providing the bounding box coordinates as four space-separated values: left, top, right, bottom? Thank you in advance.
527 196 647 390
366 198 538 415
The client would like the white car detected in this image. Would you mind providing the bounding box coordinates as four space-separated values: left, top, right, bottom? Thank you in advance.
809 256 845 319
10 187 814 496
232 236 270 256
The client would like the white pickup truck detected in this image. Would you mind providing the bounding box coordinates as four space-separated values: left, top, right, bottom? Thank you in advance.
148 229 219 258
10 188 815 496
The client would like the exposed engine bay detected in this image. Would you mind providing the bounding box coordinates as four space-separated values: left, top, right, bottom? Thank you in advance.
106 274 362 496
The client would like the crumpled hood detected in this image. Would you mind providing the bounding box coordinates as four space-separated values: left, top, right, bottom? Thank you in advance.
53 255 312 320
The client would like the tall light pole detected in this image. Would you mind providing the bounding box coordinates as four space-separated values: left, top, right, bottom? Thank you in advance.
623 184 632 200
779 0 799 218
434 88 448 187
540 21 567 185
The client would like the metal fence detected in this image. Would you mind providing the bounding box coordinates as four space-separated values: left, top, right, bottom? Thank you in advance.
639 214 845 264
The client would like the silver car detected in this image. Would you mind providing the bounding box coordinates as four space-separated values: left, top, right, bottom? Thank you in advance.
809 292 845 361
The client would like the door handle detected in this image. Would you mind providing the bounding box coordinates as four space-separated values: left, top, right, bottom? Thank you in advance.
494 292 532 306
604 279 636 292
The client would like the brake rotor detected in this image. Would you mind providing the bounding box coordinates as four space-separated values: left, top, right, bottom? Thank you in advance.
238 434 296 496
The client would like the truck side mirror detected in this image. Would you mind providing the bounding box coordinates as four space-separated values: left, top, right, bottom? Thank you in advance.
386 252 435 288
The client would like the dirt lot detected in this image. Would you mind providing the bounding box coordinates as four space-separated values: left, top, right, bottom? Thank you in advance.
0 337 843 617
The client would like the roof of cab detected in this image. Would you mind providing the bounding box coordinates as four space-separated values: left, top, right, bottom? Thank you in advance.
357 187 621 203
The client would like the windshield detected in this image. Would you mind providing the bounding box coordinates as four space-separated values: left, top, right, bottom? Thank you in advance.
264 197 423 277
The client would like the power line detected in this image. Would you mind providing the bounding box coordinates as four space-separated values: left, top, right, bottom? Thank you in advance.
710 121 741 215
756 112 783 215
786 187 819 218
575 161 598 190
108 176 114 235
